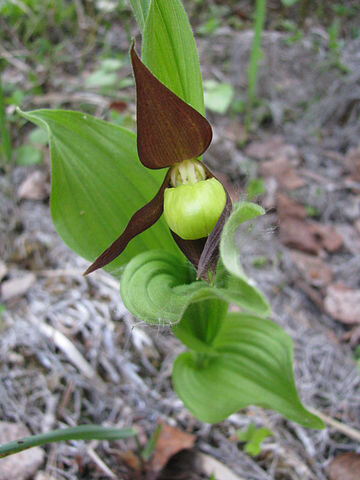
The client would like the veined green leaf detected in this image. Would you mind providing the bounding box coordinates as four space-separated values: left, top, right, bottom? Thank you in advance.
129 0 151 32
120 250 270 325
172 299 229 353
18 109 180 277
173 312 324 429
142 0 205 115
220 201 265 280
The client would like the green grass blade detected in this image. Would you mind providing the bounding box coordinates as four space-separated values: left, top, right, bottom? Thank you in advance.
0 73 12 164
0 425 136 458
245 0 267 131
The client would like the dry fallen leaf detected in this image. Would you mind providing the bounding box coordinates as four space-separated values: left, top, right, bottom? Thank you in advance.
325 284 360 324
309 222 343 253
290 250 333 287
118 449 142 471
245 136 299 163
344 146 360 182
327 452 360 480
150 422 195 473
279 217 320 254
0 422 44 480
17 170 49 201
0 260 8 282
1 272 36 301
260 157 305 190
336 224 360 256
276 193 307 220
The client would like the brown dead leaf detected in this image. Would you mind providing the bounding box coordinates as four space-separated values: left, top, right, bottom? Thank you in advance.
245 136 299 163
1 273 36 301
245 136 285 160
279 217 321 254
260 157 305 190
276 193 307 220
262 177 278 210
355 219 360 235
290 250 332 287
345 147 360 182
325 284 360 324
0 422 44 480
118 449 142 471
296 279 324 309
109 100 127 112
309 222 343 252
336 224 360 256
0 260 8 282
150 422 195 473
342 325 360 346
17 170 49 201
327 452 360 480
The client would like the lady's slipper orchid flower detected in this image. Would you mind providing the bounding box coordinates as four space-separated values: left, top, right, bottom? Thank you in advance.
84 45 232 279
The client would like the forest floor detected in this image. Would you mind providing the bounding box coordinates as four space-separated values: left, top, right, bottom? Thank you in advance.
1 2 360 479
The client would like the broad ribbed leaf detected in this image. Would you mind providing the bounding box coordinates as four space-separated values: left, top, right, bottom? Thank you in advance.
19 109 180 276
173 313 324 429
220 201 265 280
120 250 270 324
172 299 229 353
142 0 204 115
129 0 150 32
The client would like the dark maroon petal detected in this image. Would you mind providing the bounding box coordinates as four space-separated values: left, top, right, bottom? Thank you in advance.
131 44 212 169
84 171 171 275
171 232 207 272
196 165 232 279
197 189 232 280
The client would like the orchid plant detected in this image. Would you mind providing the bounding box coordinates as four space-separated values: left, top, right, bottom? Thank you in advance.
19 0 323 429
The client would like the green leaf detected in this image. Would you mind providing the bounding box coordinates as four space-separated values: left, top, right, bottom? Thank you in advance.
129 0 151 32
18 109 180 276
28 126 49 145
173 312 325 428
0 425 136 458
246 178 266 201
15 144 42 165
85 70 118 88
142 0 205 115
120 250 270 325
236 423 273 456
220 201 265 280
203 80 234 114
281 0 299 6
173 299 229 353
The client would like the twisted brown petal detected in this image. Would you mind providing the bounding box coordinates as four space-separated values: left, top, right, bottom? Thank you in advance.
197 189 232 280
84 171 171 275
170 232 207 273
131 44 212 169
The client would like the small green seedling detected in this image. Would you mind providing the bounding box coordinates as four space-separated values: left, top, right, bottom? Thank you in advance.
246 177 266 200
236 422 273 456
305 205 319 217
203 80 234 114
252 256 268 268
